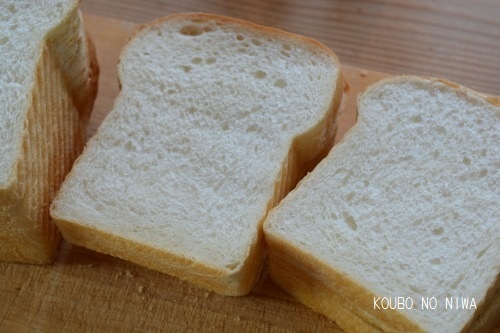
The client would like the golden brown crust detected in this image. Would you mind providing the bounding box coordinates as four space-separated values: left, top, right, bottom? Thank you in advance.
0 4 98 264
485 96 500 106
466 275 500 333
53 216 264 295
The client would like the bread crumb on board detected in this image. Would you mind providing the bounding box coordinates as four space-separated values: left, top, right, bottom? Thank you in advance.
360 70 368 77
138 285 144 293
113 270 135 279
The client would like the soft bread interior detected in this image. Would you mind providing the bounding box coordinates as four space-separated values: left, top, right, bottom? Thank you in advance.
264 76 500 331
51 13 342 295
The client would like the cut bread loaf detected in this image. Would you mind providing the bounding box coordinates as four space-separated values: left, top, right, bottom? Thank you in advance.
0 0 98 263
264 76 499 332
50 13 343 295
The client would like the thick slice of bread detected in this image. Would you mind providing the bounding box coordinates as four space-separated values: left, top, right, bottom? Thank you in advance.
0 0 98 263
50 13 343 295
264 77 499 332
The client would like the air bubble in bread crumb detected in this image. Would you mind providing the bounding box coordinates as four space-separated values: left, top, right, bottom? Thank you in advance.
432 227 444 236
430 258 441 265
246 124 260 132
450 274 465 289
251 38 262 46
342 211 357 231
274 79 287 88
476 245 490 259
180 25 203 36
410 115 423 123
479 168 488 177
435 126 446 134
253 70 267 79
399 263 410 270
409 284 425 294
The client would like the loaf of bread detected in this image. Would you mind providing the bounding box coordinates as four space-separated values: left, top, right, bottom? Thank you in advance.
264 77 499 332
50 13 343 295
0 0 98 263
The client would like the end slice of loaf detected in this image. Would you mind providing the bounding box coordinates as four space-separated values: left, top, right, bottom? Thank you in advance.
50 13 343 295
264 76 499 332
0 0 98 263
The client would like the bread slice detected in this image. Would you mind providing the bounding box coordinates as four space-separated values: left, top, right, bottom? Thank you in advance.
50 13 343 295
264 76 499 332
0 0 98 263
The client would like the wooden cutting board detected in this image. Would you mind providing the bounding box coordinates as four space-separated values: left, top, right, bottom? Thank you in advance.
0 14 497 333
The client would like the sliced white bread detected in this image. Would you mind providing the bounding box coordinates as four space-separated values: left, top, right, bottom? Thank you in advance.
50 13 343 295
264 76 499 332
0 0 98 263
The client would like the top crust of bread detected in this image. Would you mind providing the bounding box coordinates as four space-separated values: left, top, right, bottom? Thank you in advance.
51 13 342 295
264 76 499 332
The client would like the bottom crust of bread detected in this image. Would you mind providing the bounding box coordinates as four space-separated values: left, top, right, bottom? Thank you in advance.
53 216 266 296
466 277 500 333
266 232 500 333
265 233 424 333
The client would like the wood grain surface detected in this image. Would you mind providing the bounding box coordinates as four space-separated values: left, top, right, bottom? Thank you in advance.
79 0 500 96
1 1 499 332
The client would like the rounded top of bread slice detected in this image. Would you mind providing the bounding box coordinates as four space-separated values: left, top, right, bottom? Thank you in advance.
51 13 341 276
265 76 499 331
